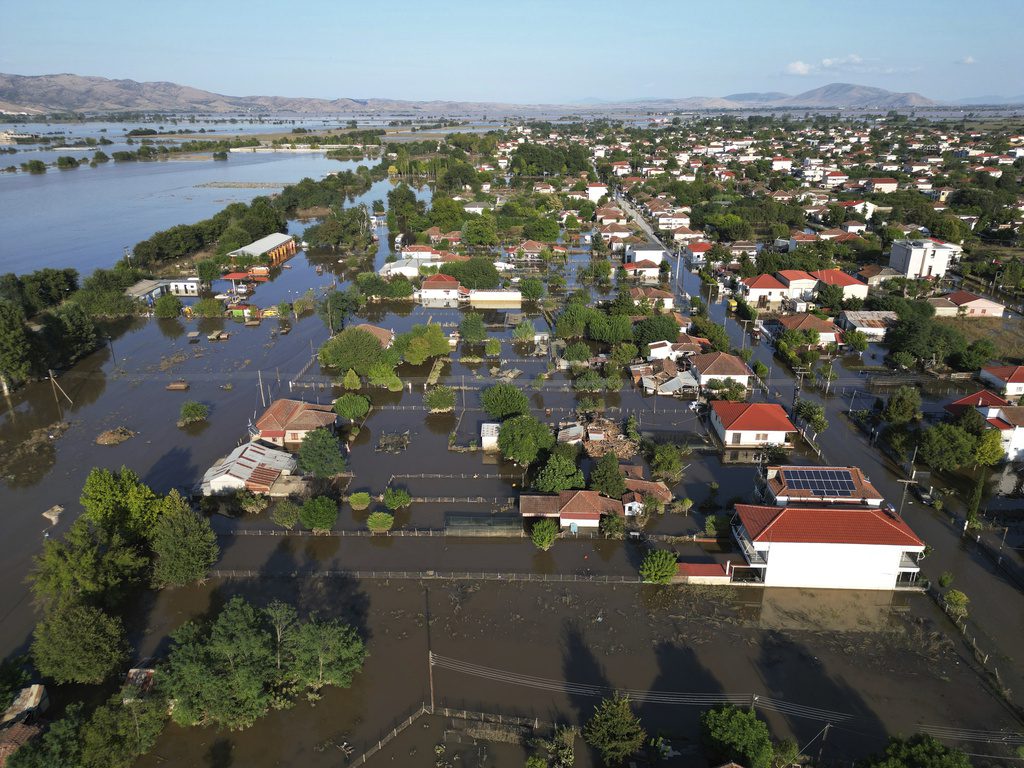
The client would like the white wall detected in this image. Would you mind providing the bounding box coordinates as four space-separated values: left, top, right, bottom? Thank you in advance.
759 541 919 590
724 428 790 447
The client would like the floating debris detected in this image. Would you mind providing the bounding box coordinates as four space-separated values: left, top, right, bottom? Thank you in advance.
376 431 411 454
42 505 63 525
96 426 136 446
165 380 189 391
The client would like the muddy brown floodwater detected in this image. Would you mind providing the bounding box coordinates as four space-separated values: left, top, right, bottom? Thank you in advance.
130 577 1021 768
1 200 1022 767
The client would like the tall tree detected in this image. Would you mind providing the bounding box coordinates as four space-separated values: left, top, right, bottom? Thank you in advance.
150 491 219 587
290 616 367 696
700 705 774 768
0 298 32 395
298 429 346 478
583 695 647 766
590 453 625 498
32 605 127 684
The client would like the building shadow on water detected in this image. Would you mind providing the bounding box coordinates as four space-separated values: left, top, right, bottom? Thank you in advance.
559 621 611 767
755 630 888 762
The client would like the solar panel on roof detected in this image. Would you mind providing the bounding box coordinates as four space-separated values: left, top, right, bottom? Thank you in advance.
781 467 855 497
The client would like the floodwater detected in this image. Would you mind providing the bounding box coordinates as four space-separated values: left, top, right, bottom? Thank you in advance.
0 159 1022 765
0 152 361 274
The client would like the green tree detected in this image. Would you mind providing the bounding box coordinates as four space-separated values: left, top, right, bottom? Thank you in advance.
700 705 774 768
883 386 922 424
290 616 367 695
599 512 626 540
520 277 545 302
845 329 869 352
300 496 338 532
975 428 1005 467
640 549 677 584
348 492 371 511
514 319 536 342
582 695 647 766
196 258 220 283
919 424 976 472
498 415 554 465
153 292 182 318
382 487 412 510
535 453 585 493
484 337 502 357
342 368 361 390
425 385 456 412
633 315 680 350
0 298 32 394
367 511 395 532
272 499 301 530
482 382 530 419
860 734 971 768
151 491 219 587
162 597 277 730
178 400 209 425
333 393 370 422
298 428 346 477
318 327 386 375
78 692 168 768
317 287 362 333
590 452 626 498
32 605 127 684
79 466 158 540
459 313 487 344
30 518 147 610
395 323 450 365
650 443 685 481
531 518 559 551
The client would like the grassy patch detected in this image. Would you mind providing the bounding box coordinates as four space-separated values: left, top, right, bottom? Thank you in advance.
935 317 1024 363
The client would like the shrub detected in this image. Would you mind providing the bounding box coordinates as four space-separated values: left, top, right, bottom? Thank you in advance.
938 571 953 588
348 492 371 511
425 385 456 412
235 489 269 515
333 393 370 422
382 487 412 510
599 513 625 540
944 589 969 620
704 514 730 537
640 549 677 584
366 511 394 532
178 400 209 426
484 337 501 357
531 518 559 551
272 500 300 530
154 293 183 318
300 496 338 532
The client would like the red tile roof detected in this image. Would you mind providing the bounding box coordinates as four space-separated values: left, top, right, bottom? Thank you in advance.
422 273 461 287
811 269 862 287
711 402 796 433
691 351 751 377
743 274 786 290
776 269 816 283
735 504 924 547
255 399 336 433
944 389 1009 415
984 365 1024 384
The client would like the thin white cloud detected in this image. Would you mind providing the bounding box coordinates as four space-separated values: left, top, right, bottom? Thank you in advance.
958 55 976 65
784 53 916 77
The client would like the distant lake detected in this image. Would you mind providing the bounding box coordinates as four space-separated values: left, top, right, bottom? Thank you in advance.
0 152 357 275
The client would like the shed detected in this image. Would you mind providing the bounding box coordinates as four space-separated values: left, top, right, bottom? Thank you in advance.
481 423 501 452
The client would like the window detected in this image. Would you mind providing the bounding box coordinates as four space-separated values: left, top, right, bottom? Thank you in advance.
755 433 768 441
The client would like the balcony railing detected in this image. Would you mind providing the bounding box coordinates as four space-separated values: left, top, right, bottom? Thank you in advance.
732 526 767 567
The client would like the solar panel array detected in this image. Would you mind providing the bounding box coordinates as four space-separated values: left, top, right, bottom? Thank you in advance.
781 468 856 497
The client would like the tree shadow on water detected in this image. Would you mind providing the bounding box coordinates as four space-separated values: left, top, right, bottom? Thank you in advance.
205 738 233 768
559 621 610 767
755 631 888 762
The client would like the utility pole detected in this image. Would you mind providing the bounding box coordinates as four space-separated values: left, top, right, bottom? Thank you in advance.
817 723 831 766
896 478 916 518
258 370 266 408
848 387 858 414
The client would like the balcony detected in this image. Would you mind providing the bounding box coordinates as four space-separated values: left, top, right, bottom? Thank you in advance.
898 552 921 572
732 526 767 567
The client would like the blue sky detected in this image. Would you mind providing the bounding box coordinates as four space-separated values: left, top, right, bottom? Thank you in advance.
4 0 1022 102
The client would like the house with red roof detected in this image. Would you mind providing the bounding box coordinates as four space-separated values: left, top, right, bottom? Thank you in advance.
519 490 625 528
980 365 1024 400
417 273 465 303
926 290 1004 318
622 259 661 281
775 269 818 300
709 402 796 448
741 273 786 307
810 269 869 301
731 503 925 589
254 399 337 447
684 240 713 265
944 389 1024 459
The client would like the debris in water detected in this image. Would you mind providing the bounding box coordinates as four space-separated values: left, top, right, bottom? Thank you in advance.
42 505 63 525
376 431 410 454
95 427 136 446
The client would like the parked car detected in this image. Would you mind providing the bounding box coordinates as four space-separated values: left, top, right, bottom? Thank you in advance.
912 485 936 507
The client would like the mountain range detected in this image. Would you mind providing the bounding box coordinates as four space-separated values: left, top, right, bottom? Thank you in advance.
0 73 1014 115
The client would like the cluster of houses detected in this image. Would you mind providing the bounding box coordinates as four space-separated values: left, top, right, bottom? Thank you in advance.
945 367 1024 461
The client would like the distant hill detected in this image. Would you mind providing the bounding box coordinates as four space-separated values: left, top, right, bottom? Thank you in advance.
0 73 943 114
724 91 791 102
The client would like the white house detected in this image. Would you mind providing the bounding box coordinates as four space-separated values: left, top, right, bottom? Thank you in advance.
810 269 869 301
689 351 752 388
627 244 668 265
742 274 787 307
775 270 818 300
586 183 608 203
889 239 962 280
200 441 297 496
731 504 925 590
709 401 796 447
417 273 464 302
684 241 713 265
759 466 884 507
623 260 661 281
945 391 1024 460
980 365 1024 400
629 286 674 311
168 278 202 296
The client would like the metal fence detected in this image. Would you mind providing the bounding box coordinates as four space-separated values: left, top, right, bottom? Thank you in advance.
208 569 643 583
